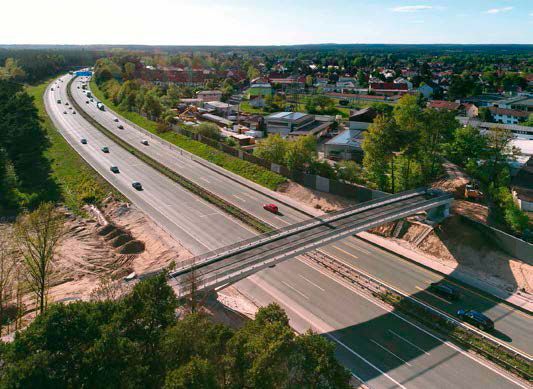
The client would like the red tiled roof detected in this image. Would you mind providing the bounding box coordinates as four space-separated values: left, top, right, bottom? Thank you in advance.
489 107 529 118
427 100 461 111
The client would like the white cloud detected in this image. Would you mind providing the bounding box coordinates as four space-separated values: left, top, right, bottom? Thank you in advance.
390 5 433 13
485 7 513 14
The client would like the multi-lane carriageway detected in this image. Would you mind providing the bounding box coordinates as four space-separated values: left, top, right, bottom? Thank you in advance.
48 74 531 388
171 188 453 294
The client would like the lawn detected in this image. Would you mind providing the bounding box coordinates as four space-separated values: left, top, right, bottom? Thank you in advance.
90 80 286 190
26 80 116 213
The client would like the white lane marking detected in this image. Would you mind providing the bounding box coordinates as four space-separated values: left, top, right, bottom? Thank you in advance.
275 216 292 225
389 330 430 356
343 240 371 255
415 286 452 305
326 333 408 389
370 339 413 367
297 257 529 388
299 275 326 291
281 281 309 300
199 212 220 218
233 194 247 202
199 177 210 184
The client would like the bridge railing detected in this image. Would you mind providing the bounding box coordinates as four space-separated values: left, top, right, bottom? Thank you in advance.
174 193 454 291
170 187 429 276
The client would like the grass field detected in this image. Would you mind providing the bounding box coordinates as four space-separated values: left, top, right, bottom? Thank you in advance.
26 80 115 213
90 80 286 190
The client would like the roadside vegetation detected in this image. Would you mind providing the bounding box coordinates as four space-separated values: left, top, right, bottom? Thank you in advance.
90 77 286 190
0 274 351 388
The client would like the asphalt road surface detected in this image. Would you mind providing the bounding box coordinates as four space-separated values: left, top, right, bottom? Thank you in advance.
73 76 532 359
44 75 530 388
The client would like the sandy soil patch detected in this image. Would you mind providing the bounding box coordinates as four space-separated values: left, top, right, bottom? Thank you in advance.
277 181 357 212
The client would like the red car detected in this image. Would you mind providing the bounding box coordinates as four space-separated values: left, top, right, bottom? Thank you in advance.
263 204 278 214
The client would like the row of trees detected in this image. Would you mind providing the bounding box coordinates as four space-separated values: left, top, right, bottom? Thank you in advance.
0 80 59 213
363 94 458 193
0 273 351 388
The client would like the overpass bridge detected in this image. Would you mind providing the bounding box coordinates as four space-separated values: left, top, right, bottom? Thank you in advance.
167 188 453 296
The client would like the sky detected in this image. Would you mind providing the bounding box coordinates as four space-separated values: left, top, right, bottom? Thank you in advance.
2 0 532 45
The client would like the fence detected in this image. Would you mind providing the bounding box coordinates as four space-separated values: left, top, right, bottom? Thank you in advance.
171 124 387 201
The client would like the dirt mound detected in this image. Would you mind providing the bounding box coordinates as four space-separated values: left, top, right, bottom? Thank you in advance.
277 181 357 212
103 228 122 241
110 234 133 248
119 240 145 254
97 224 116 236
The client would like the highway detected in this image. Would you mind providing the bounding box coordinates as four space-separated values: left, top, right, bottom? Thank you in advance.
45 74 530 388
73 75 532 359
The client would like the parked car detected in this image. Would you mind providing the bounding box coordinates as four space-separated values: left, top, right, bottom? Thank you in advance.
457 309 494 331
80 138 87 144
110 166 120 173
101 147 109 153
429 282 460 300
132 181 143 190
263 204 278 214
141 139 149 145
118 125 124 129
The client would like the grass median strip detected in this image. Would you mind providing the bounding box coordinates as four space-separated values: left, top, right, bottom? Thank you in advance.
68 77 273 234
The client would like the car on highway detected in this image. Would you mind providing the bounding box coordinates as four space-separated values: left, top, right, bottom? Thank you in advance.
457 309 494 331
429 281 460 300
51 87 54 91
63 111 67 114
80 139 87 144
101 147 110 153
72 111 76 115
57 99 61 104
263 203 279 214
132 181 143 190
65 102 69 106
90 98 94 102
68 107 72 110
141 140 149 145
118 125 124 129
86 101 89 104
114 117 119 122
110 166 120 174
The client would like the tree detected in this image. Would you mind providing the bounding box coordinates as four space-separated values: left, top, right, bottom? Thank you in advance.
254 134 288 165
0 230 17 332
14 203 64 314
196 123 221 141
247 65 260 81
305 95 335 114
479 107 493 122
337 160 365 185
445 126 487 166
142 90 163 120
285 135 316 171
164 357 218 389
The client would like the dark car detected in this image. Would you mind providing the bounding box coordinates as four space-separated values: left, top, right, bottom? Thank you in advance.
63 111 67 114
132 181 143 190
429 282 460 300
101 146 109 153
141 139 149 145
65 102 69 106
110 166 119 174
86 101 89 104
118 125 124 129
72 111 76 115
80 138 87 144
457 309 494 331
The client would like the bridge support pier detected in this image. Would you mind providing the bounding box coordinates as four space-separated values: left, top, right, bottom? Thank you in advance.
426 202 451 223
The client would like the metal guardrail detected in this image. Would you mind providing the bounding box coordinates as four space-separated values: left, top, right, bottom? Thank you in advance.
301 251 532 378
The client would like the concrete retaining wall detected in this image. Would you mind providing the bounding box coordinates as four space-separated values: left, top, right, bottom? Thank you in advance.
461 216 533 264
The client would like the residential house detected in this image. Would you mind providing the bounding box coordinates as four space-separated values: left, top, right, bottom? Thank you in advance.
204 101 237 117
369 82 409 96
492 95 533 112
393 77 413 90
418 83 435 98
427 100 461 111
197 90 223 102
265 112 333 138
463 103 479 118
488 107 529 125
